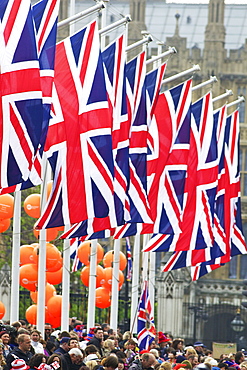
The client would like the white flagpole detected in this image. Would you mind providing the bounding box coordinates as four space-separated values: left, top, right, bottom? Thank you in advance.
69 0 76 35
146 46 177 66
99 15 131 36
212 89 233 103
226 96 245 109
130 235 140 334
161 64 200 86
37 158 49 338
87 239 97 332
10 191 21 323
192 76 217 91
110 239 120 331
58 2 105 28
61 228 70 331
125 34 153 53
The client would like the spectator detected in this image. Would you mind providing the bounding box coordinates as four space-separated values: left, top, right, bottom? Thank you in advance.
187 355 199 369
47 353 63 370
10 359 29 370
69 339 80 350
235 353 245 365
5 334 33 370
28 354 47 370
0 332 11 359
44 325 53 342
63 348 85 370
30 330 44 354
103 339 115 357
87 328 104 357
54 338 71 356
193 343 205 358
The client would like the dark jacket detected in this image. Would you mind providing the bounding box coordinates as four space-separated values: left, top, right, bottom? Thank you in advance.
5 347 33 370
87 336 103 356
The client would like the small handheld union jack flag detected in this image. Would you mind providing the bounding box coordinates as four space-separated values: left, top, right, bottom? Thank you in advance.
137 280 155 351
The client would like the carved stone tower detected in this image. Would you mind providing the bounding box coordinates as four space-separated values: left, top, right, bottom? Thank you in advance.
128 0 147 46
203 0 226 77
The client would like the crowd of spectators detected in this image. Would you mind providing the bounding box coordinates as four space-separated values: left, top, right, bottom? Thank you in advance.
0 320 245 370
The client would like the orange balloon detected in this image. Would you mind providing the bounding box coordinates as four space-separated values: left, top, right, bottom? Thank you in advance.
80 265 105 288
0 301 5 319
46 268 63 285
26 304 37 325
32 243 62 272
0 218 11 233
103 250 127 271
45 309 61 328
95 287 111 309
20 264 38 291
102 267 124 291
46 295 62 317
20 245 35 266
30 283 56 305
0 194 14 219
77 241 104 266
24 194 41 218
33 227 58 242
46 180 53 200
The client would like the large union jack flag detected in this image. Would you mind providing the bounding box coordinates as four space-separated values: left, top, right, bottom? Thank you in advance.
0 0 59 194
0 0 43 191
137 280 156 351
36 20 116 230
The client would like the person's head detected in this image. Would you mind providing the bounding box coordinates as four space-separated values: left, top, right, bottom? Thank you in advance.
185 348 197 358
172 340 184 351
218 363 228 370
59 337 71 352
0 331 9 344
125 339 136 351
193 343 204 354
102 324 110 333
240 361 247 370
160 362 172 370
150 349 159 359
235 352 245 364
181 361 192 370
69 348 84 364
47 353 62 367
44 324 52 337
31 330 41 343
85 344 98 355
94 328 104 341
118 359 125 370
86 360 98 370
69 338 80 349
168 350 176 360
17 334 31 353
122 331 132 341
28 353 47 368
102 355 119 370
187 356 199 368
104 339 115 350
141 353 157 369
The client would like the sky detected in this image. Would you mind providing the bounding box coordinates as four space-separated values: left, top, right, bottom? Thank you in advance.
166 0 246 3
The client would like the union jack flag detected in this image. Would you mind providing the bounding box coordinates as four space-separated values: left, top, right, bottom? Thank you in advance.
36 20 116 230
0 0 43 191
126 237 132 281
190 109 247 279
137 280 155 351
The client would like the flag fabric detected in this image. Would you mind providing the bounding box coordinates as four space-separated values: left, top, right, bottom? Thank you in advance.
137 280 156 351
36 20 117 231
145 92 224 269
126 236 132 281
114 79 192 239
126 51 153 224
70 238 83 272
0 0 43 191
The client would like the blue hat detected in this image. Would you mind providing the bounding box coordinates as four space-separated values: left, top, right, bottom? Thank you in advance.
193 341 205 347
60 337 70 344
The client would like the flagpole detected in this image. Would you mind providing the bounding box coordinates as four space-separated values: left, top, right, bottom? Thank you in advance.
226 96 245 109
125 35 153 53
69 0 75 35
110 239 120 331
87 239 97 332
58 2 105 28
99 15 131 36
61 228 70 331
212 89 233 103
130 235 140 334
10 191 21 323
192 76 217 91
146 46 177 66
161 64 200 86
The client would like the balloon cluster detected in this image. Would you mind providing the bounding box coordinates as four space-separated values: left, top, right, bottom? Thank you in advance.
0 194 14 233
19 242 63 328
78 242 127 309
